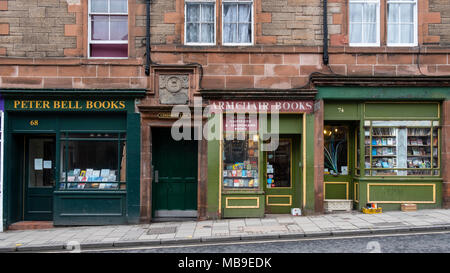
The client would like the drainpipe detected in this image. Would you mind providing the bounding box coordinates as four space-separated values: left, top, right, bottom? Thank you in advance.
145 0 152 76
323 0 329 65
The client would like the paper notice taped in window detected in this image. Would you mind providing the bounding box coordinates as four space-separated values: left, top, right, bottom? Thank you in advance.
43 160 52 169
34 158 43 170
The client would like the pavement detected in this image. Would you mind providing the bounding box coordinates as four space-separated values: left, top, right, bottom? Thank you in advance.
0 209 449 252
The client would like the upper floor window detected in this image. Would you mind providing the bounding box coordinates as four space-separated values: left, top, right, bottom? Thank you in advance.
349 0 380 47
387 0 417 46
88 0 128 58
184 0 254 46
222 0 253 45
349 0 418 47
185 0 216 45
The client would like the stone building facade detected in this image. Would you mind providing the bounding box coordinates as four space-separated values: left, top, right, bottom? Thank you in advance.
0 0 449 227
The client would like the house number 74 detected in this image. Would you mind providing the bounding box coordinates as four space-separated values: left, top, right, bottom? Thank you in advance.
337 107 344 113
30 120 39 126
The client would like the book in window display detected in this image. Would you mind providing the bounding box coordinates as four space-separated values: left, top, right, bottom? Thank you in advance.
223 135 259 189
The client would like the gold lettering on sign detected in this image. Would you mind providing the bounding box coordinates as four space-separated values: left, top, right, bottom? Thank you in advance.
13 100 126 110
29 120 39 126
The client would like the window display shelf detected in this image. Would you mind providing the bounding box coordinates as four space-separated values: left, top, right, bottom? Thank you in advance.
364 123 440 176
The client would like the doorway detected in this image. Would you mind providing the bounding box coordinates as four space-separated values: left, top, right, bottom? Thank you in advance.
263 134 302 214
21 135 56 221
151 127 198 219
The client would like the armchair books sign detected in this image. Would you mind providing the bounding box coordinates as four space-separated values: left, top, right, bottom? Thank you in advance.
209 100 314 113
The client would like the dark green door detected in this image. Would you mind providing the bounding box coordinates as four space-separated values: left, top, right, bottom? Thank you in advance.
152 128 198 218
24 136 55 221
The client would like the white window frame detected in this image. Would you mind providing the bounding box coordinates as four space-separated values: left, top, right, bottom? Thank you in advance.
349 0 380 47
88 0 129 59
222 0 254 46
386 0 418 47
184 0 217 46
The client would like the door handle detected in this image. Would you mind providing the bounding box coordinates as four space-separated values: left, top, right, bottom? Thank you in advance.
154 170 159 183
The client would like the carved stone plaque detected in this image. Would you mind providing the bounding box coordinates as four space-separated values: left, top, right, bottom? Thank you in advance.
159 74 189 104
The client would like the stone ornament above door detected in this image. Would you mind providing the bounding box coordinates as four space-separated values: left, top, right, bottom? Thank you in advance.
159 74 189 105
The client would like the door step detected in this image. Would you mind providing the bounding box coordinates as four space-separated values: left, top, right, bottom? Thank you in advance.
152 217 197 223
8 221 54 231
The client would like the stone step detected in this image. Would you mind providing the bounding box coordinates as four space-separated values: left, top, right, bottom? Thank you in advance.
8 221 54 231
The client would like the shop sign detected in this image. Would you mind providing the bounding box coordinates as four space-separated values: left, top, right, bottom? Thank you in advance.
224 115 258 132
209 100 314 113
10 100 126 111
157 112 191 119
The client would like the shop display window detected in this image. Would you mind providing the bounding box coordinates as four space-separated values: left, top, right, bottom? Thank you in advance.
222 133 259 189
222 113 259 189
60 133 126 190
324 126 348 176
364 120 440 176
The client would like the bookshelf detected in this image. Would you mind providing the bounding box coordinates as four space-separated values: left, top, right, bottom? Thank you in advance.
364 125 440 176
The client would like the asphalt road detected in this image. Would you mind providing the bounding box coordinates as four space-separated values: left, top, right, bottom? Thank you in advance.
92 230 450 253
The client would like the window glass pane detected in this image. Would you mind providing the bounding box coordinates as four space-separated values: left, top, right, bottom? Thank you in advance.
400 24 413 44
387 24 399 44
223 4 237 23
92 15 109 40
29 138 55 187
60 136 125 190
223 23 237 43
201 23 214 43
388 3 399 23
324 126 348 175
238 4 251 22
349 3 362 23
110 15 128 40
90 44 128 57
364 4 377 23
110 0 127 13
363 23 377 43
267 139 291 188
186 4 200 23
201 3 214 22
91 0 108 13
400 3 414 23
223 134 259 189
364 123 439 176
350 23 362 44
238 23 251 43
186 23 199 43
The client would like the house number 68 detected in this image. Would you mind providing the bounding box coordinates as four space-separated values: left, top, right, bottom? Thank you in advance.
30 120 39 126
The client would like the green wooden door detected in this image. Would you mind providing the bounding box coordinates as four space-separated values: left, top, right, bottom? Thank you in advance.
264 135 302 214
24 136 55 221
152 128 198 218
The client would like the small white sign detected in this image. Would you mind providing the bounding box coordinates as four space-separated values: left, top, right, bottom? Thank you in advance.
34 158 43 170
43 160 52 169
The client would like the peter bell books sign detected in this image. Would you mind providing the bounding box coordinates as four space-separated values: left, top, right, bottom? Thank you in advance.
9 100 127 111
